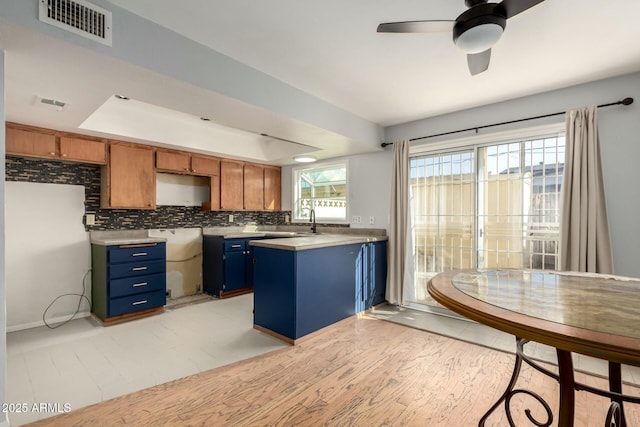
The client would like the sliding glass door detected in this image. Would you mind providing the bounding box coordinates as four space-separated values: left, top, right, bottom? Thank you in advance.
410 151 475 306
408 132 565 309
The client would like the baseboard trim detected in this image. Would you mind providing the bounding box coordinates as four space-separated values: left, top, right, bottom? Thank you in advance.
6 311 91 332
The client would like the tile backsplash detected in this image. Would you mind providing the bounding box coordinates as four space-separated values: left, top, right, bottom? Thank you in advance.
6 156 290 231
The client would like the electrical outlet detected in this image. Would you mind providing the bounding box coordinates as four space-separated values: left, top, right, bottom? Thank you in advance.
369 216 375 225
228 214 234 223
351 215 362 224
85 213 95 225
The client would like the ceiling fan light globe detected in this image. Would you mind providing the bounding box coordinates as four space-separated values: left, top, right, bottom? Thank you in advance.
455 23 503 53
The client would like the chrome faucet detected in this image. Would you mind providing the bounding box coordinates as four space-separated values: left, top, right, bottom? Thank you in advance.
309 208 317 234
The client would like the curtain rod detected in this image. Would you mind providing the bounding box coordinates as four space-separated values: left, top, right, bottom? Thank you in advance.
380 97 634 148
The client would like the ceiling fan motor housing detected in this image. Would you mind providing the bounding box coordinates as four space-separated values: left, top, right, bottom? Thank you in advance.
453 3 507 52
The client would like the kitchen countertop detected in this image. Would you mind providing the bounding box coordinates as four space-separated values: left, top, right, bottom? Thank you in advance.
91 227 386 248
90 230 167 246
249 233 387 251
203 230 303 239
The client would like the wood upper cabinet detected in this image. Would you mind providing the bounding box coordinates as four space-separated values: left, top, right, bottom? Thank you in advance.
264 166 282 211
243 163 264 211
59 136 107 164
6 123 106 164
6 126 57 158
220 160 244 210
156 150 220 176
156 150 191 173
102 143 156 209
208 162 282 212
191 155 220 176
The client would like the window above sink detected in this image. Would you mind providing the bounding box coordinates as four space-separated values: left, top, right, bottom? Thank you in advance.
292 161 348 224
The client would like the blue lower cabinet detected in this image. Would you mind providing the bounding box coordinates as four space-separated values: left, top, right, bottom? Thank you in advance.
253 247 296 339
254 243 365 341
91 242 167 322
203 236 264 297
363 241 387 309
253 240 387 341
371 241 388 306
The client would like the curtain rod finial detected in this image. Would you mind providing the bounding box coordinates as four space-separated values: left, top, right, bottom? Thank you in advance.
381 142 394 148
621 97 634 106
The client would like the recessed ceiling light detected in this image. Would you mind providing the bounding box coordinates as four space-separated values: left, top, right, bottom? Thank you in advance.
293 155 317 163
114 94 130 100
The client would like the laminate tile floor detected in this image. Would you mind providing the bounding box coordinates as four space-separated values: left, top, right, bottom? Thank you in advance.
7 295 640 425
6 294 288 426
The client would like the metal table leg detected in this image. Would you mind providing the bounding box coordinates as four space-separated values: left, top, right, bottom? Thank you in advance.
556 349 576 426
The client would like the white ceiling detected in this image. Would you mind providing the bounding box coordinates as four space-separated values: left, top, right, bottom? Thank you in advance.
3 0 640 165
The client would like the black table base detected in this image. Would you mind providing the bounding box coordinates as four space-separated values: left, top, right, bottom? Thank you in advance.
479 337 640 427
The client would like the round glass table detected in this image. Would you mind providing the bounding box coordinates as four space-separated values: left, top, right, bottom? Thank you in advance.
428 269 640 427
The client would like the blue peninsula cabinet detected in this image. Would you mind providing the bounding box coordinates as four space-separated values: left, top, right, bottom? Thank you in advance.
252 238 387 343
91 241 167 324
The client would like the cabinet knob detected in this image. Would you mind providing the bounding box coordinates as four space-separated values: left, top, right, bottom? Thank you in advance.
184 168 189 171
49 152 56 156
61 153 67 157
192 169 197 173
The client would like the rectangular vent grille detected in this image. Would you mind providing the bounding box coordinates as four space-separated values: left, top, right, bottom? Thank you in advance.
39 0 112 46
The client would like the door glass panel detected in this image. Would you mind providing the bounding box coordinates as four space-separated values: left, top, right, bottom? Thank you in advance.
409 150 475 307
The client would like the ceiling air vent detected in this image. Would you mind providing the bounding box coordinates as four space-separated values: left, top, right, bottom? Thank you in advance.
38 0 112 46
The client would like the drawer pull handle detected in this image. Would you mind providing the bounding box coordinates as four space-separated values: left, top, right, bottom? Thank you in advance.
132 282 148 287
132 252 148 257
132 267 148 271
231 244 242 248
120 243 157 248
132 300 148 306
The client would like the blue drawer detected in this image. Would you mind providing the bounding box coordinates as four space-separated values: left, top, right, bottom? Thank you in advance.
109 259 166 279
109 273 166 298
109 289 166 317
109 243 166 263
224 239 246 252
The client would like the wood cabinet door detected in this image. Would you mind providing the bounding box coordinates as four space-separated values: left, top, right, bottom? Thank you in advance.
243 163 264 211
6 126 57 159
156 150 191 173
191 155 220 176
263 166 282 211
106 144 156 209
208 175 221 210
59 136 106 164
220 160 244 210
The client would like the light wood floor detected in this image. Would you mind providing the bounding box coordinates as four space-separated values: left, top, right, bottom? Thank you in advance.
27 314 640 426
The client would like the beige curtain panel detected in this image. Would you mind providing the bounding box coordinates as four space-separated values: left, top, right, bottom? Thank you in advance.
560 106 614 274
386 140 410 305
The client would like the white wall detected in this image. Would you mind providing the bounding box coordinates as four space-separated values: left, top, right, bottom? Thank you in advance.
386 71 640 278
281 149 393 231
5 182 91 331
0 49 7 427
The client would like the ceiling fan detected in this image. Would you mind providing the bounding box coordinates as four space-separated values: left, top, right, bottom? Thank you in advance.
377 0 546 75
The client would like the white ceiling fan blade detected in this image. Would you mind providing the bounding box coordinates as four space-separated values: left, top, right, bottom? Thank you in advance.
467 49 491 75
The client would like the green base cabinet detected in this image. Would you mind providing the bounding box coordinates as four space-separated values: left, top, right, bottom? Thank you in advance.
91 242 166 320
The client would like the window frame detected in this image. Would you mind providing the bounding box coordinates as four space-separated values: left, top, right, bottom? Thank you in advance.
291 159 350 225
409 121 565 271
